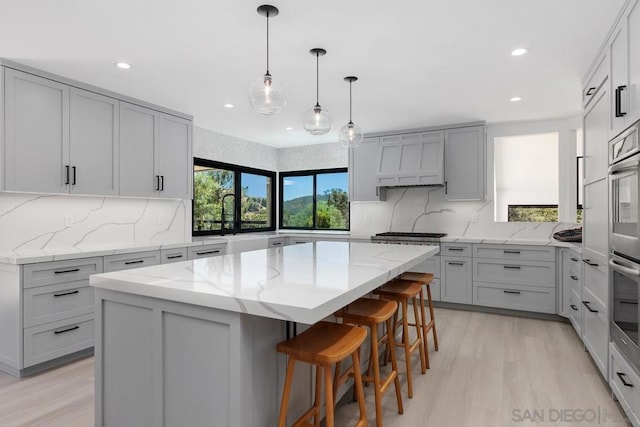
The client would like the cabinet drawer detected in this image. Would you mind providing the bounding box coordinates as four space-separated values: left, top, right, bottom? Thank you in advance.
472 244 555 262
23 257 103 289
440 243 472 257
188 243 226 260
583 252 608 308
568 288 582 336
161 247 188 264
103 251 160 273
286 237 314 245
567 269 581 296
23 281 94 328
583 287 609 378
610 343 640 427
567 251 582 271
407 255 440 278
23 314 94 368
268 237 286 248
473 282 556 314
473 259 555 287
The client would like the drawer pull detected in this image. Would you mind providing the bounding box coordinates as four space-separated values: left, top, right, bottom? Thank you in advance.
166 254 183 259
617 372 634 388
620 300 639 305
583 259 599 267
582 301 598 313
124 260 144 265
570 257 579 262
54 325 79 335
294 241 307 244
447 247 464 252
447 261 464 266
503 250 521 254
585 87 596 96
503 265 521 270
54 268 80 275
54 290 79 297
503 290 521 295
570 275 579 281
271 242 282 246
570 304 578 311
196 250 221 256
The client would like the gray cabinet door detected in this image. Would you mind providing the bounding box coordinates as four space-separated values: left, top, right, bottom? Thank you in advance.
627 0 640 125
444 126 485 201
377 131 444 186
441 256 472 304
349 136 384 201
157 113 192 199
119 102 157 197
69 88 119 195
583 87 609 185
609 20 628 139
4 69 69 193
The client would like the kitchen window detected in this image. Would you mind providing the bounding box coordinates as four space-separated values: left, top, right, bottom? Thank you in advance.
279 168 349 230
193 158 275 236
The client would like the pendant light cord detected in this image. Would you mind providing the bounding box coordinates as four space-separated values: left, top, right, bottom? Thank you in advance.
316 52 320 106
349 80 353 123
265 11 270 75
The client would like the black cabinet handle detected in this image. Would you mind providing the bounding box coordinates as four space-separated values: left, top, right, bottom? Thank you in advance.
196 250 221 256
570 257 579 262
586 87 596 96
504 265 521 269
54 268 80 275
445 181 448 194
160 175 164 191
620 300 639 305
616 85 627 118
72 166 77 185
503 290 521 295
54 290 79 297
570 304 578 311
448 261 464 266
504 250 521 254
166 254 183 259
617 372 634 387
65 165 70 185
155 175 160 191
54 325 79 335
124 260 144 265
271 242 282 246
582 301 598 313
448 247 464 252
583 259 598 267
570 275 579 281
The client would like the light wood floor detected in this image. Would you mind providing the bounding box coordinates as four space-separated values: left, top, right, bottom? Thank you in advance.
0 308 629 426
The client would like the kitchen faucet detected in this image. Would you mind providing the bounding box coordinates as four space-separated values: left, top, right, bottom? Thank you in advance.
220 193 236 236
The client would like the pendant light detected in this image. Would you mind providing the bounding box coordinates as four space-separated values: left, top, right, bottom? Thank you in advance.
303 48 332 135
338 76 364 148
249 5 286 115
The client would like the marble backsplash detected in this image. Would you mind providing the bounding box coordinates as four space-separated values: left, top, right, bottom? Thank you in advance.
350 186 578 239
0 193 190 253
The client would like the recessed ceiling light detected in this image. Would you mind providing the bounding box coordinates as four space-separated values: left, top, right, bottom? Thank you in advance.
511 48 528 57
510 96 523 102
285 127 293 130
223 103 234 109
115 62 131 69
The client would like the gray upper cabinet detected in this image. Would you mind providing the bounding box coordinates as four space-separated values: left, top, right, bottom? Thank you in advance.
583 74 609 185
69 88 119 195
444 126 485 201
119 102 158 198
4 69 69 193
626 0 640 127
376 131 444 187
157 113 192 199
610 19 628 139
348 136 385 202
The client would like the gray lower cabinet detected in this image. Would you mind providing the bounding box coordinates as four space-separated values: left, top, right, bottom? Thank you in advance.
410 256 441 301
268 237 286 248
188 243 227 260
441 255 472 304
560 248 582 335
160 247 188 264
582 249 609 378
103 251 161 273
286 237 314 245
610 343 640 426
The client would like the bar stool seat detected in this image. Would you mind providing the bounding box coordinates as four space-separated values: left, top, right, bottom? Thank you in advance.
276 321 368 427
374 279 426 398
334 298 404 426
400 272 439 368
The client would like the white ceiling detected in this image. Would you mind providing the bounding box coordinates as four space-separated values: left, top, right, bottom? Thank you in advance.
0 0 625 148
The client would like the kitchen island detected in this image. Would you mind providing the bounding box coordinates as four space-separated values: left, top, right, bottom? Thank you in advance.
90 241 438 427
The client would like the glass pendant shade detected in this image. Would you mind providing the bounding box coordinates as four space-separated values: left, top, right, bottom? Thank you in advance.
249 73 286 115
303 105 332 135
338 121 364 148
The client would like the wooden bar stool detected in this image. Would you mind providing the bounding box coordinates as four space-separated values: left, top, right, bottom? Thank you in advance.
400 272 439 369
374 279 426 398
276 321 368 427
334 298 404 427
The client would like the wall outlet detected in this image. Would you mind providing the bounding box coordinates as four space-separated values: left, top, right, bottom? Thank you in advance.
470 212 478 223
158 215 165 225
64 213 73 227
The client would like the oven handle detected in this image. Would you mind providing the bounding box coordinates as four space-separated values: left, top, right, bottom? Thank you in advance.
608 158 640 175
609 259 640 277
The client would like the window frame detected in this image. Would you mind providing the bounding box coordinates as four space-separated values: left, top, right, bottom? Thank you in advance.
279 167 350 231
192 158 276 237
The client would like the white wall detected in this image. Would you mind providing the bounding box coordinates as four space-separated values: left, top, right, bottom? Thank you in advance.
277 142 347 171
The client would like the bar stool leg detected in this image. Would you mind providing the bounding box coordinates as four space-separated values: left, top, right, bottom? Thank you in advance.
400 299 414 398
418 289 431 369
323 363 335 427
412 295 427 375
427 284 439 351
278 357 297 427
313 365 323 427
386 317 404 415
370 323 383 427
351 348 368 427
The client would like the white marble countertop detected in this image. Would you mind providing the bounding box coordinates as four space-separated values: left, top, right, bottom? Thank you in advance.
90 241 440 324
